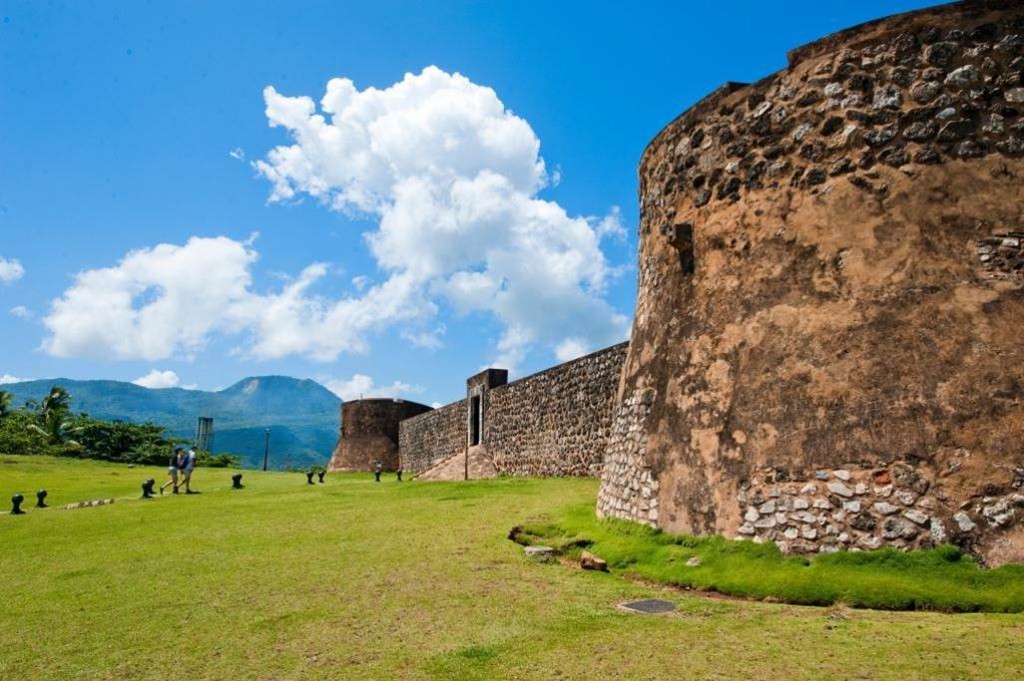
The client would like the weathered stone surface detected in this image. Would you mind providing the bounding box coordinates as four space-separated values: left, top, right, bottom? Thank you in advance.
827 482 854 498
946 65 981 86
487 343 627 478
406 343 628 479
580 551 609 572
524 546 556 563
954 512 977 533
982 500 1015 527
330 399 432 472
398 399 467 474
874 502 901 516
926 42 958 66
588 0 1024 564
904 509 930 526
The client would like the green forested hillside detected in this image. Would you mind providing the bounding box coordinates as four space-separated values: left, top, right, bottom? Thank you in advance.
3 376 340 468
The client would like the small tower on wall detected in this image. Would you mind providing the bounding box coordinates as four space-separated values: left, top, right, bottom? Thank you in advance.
466 368 508 454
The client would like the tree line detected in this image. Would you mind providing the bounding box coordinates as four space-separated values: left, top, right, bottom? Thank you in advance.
0 386 238 467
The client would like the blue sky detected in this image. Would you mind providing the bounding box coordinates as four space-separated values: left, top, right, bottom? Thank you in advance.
0 0 937 405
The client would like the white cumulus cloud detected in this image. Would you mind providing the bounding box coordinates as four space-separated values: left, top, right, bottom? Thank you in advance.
41 235 432 362
0 374 27 385
0 256 25 283
43 236 258 360
322 373 424 402
9 306 31 319
255 66 629 371
132 369 182 389
40 67 630 371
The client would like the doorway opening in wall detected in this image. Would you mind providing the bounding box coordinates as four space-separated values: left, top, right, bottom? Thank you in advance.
469 395 481 446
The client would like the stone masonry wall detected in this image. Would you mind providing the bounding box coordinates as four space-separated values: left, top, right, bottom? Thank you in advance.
484 342 628 477
398 399 467 473
738 461 1024 556
977 231 1024 278
596 386 658 523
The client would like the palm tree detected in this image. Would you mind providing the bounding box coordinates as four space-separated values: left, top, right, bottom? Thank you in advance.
29 409 82 447
27 386 81 446
0 390 11 418
39 386 72 418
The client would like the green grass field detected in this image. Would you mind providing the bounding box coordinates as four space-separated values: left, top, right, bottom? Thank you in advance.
2 455 1023 680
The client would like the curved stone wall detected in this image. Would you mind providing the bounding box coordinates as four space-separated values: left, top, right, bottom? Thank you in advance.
328 398 432 472
599 0 1024 564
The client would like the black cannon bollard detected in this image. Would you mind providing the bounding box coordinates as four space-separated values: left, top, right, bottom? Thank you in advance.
141 478 156 499
11 493 25 515
396 469 403 482
231 473 244 489
306 470 315 485
317 470 325 484
36 490 48 508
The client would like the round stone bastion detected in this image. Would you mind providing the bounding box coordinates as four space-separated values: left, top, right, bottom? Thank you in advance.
598 0 1024 565
328 398 432 472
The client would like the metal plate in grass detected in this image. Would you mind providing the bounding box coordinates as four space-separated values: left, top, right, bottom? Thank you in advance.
617 599 677 614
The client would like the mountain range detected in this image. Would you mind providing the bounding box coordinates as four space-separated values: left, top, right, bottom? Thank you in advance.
3 376 341 469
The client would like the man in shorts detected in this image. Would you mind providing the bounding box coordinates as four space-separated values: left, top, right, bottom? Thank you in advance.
181 447 198 494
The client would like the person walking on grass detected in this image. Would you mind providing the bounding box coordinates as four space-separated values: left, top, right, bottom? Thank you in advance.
160 448 184 495
180 446 198 494
374 461 383 482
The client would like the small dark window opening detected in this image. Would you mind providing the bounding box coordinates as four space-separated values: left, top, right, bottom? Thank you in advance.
661 222 695 275
469 395 481 446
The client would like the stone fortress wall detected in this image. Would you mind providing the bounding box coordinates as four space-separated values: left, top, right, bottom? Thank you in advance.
484 342 629 477
328 398 432 472
598 0 1024 565
397 342 629 477
398 399 467 473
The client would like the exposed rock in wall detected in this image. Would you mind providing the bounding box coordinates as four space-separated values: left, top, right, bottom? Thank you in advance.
486 343 628 477
399 399 467 473
599 0 1024 564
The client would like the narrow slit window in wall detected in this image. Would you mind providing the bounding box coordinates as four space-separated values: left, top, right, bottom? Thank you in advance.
469 395 481 446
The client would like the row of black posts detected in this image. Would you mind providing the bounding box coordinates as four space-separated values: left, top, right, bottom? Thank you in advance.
8 490 47 514
9 473 247 513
